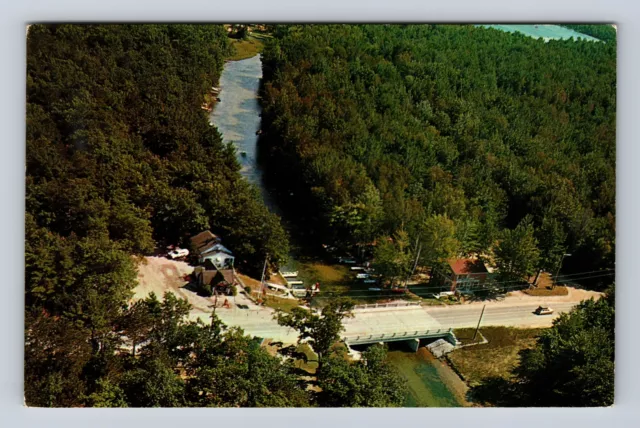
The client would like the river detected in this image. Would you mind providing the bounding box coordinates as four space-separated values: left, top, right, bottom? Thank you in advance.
209 54 467 407
209 54 280 214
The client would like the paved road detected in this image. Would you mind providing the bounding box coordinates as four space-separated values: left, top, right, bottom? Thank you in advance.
426 301 578 329
205 299 580 345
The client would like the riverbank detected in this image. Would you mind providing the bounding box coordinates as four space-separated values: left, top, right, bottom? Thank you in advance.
386 346 469 407
446 327 542 405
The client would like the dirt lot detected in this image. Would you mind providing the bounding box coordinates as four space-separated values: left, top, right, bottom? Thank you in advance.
502 286 602 305
133 256 217 318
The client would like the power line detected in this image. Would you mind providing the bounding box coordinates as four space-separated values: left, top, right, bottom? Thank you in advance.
333 270 614 294
313 271 615 300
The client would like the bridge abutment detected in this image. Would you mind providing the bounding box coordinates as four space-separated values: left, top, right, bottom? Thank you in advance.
407 338 420 352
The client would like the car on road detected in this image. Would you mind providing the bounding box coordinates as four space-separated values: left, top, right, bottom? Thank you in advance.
356 273 370 279
167 248 189 259
534 306 554 315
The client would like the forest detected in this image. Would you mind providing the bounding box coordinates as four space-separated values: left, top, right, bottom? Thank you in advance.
259 24 616 288
24 24 290 407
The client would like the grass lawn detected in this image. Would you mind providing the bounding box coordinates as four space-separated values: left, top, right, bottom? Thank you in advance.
521 272 568 296
263 295 300 313
523 285 569 296
227 36 264 61
447 327 542 387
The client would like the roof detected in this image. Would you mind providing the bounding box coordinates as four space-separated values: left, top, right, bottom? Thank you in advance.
201 243 233 256
203 259 217 271
191 230 220 254
448 258 488 276
200 270 219 285
199 269 235 286
218 269 235 284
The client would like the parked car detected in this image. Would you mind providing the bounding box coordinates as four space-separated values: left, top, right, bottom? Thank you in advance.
168 248 189 259
356 273 370 279
281 271 298 278
363 279 378 284
535 306 554 315
338 257 357 264
291 283 307 298
432 291 455 299
350 266 365 271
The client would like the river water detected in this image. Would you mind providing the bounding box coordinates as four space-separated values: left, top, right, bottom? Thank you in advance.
209 54 466 407
209 54 280 214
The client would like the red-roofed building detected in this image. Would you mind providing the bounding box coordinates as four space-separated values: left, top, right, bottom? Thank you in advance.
433 257 489 292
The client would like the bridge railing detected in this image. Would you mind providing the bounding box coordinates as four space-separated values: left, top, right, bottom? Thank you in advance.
352 301 421 311
343 327 454 344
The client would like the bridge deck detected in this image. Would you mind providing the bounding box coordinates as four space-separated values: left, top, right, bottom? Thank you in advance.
343 306 445 340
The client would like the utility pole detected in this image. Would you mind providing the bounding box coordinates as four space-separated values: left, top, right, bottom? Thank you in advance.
212 290 219 317
473 304 486 341
403 243 422 288
259 255 269 300
553 253 572 289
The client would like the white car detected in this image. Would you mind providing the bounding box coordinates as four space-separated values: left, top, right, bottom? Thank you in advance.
168 248 189 259
356 273 370 279
291 283 307 298
535 306 554 315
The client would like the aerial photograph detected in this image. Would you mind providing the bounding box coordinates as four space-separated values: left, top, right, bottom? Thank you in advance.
25 23 615 407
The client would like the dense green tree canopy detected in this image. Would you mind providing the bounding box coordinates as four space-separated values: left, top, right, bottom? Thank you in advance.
317 344 407 407
260 24 615 287
25 24 293 408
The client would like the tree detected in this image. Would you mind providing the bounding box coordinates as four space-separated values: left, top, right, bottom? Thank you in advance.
119 356 186 407
84 378 128 407
514 291 614 406
419 214 461 267
316 344 407 407
372 230 413 287
275 299 355 361
493 216 541 282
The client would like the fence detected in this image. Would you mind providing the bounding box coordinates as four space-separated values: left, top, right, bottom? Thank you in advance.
353 301 421 311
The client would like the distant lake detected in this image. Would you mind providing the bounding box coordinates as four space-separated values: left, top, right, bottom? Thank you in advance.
476 24 600 43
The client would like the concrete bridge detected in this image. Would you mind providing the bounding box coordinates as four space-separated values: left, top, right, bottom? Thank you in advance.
341 302 459 352
343 327 457 351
